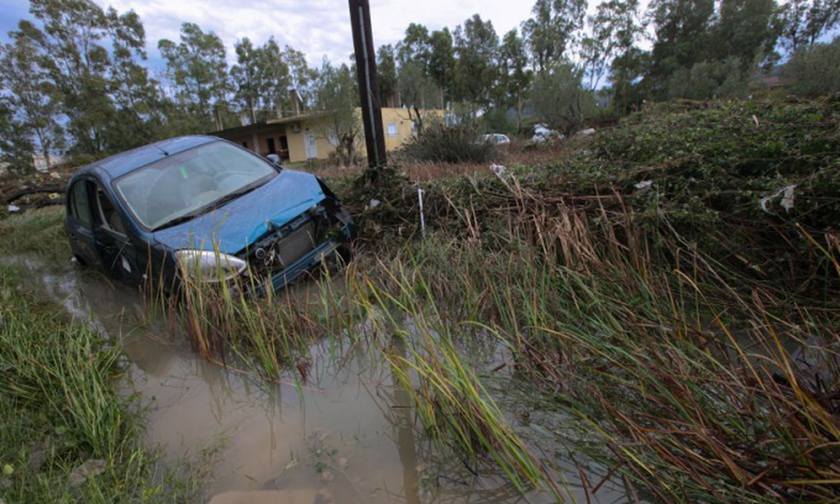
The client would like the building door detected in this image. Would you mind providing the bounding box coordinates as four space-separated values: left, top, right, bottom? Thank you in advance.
304 129 318 159
266 137 276 154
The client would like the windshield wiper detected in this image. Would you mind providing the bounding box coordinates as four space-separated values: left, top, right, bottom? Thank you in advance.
206 183 262 210
151 209 207 232
151 181 268 232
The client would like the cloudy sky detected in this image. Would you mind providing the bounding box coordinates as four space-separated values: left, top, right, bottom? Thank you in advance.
0 0 542 68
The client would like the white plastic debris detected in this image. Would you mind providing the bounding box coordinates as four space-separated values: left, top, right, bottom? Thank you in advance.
417 186 426 239
577 128 596 137
760 185 796 214
634 180 653 190
49 171 61 179
490 164 507 178
7 205 21 213
368 199 381 209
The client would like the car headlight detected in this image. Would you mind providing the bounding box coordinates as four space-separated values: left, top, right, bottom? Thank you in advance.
175 250 247 283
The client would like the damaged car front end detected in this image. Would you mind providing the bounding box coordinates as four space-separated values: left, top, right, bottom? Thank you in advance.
64 136 354 294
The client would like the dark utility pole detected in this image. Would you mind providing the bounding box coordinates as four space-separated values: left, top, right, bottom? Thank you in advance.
348 0 387 169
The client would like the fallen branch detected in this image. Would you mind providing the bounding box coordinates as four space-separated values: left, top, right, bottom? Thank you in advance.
5 185 65 204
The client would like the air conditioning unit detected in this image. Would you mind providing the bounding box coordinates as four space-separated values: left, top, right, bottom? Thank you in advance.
291 123 301 133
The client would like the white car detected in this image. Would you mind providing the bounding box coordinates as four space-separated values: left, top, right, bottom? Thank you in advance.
532 124 563 143
481 133 511 145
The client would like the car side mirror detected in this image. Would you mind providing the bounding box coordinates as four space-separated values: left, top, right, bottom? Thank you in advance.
266 154 282 168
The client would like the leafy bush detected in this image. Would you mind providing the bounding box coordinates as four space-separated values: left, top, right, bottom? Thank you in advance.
783 37 840 96
400 121 497 164
667 57 749 100
532 62 597 136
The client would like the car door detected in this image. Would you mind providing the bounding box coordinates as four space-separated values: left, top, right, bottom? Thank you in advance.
90 182 142 285
66 179 103 268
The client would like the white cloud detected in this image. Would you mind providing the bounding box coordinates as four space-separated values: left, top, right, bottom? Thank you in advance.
91 0 538 67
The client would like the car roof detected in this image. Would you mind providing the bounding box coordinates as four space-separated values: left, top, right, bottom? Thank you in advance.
74 136 219 181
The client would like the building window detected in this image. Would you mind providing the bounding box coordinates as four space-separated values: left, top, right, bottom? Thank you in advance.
387 123 398 137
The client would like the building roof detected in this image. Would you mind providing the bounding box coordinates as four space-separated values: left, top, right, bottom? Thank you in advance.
75 136 218 180
211 113 327 138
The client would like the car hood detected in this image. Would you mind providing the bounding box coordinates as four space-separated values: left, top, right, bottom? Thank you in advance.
152 169 326 255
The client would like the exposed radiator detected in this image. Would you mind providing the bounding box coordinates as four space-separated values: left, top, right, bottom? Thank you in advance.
276 221 316 268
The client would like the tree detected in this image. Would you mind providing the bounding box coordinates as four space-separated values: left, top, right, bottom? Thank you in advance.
231 38 260 124
499 29 533 130
398 59 437 132
0 33 64 166
104 7 164 150
158 23 231 127
453 14 500 108
13 0 161 156
313 61 360 166
647 0 715 94
532 62 593 135
775 0 840 52
231 37 290 124
587 0 646 109
377 44 399 107
428 28 455 105
397 23 432 70
782 36 840 95
522 0 588 74
0 96 36 173
255 38 291 120
714 0 778 69
283 45 317 112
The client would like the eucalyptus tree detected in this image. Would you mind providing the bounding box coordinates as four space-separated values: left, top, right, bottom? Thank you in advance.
428 28 455 105
158 22 231 127
377 44 399 107
775 0 840 52
522 0 588 74
283 45 317 112
499 29 532 130
0 33 64 166
453 14 500 109
13 0 159 155
231 37 291 124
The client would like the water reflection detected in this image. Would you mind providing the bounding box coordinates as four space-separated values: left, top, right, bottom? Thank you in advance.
14 255 643 504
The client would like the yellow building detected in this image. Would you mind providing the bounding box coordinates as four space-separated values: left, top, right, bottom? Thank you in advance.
213 108 443 164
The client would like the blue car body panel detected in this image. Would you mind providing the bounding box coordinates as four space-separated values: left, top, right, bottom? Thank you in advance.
152 169 327 255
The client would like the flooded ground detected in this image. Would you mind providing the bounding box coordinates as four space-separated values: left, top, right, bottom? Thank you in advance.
9 255 640 504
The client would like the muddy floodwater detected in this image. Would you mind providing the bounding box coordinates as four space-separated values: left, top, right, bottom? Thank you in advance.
11 256 641 504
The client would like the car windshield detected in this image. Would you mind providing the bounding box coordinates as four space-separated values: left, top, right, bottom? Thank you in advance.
115 141 276 230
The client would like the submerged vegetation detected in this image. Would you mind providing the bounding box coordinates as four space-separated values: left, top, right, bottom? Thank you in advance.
0 262 210 503
166 96 840 502
2 95 839 502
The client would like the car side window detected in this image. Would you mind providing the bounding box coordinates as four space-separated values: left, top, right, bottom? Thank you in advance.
70 181 94 226
93 185 127 236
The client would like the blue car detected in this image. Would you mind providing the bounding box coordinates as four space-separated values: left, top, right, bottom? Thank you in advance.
64 136 355 293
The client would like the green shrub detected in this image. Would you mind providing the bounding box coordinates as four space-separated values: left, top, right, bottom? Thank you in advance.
400 121 497 164
667 57 749 100
783 37 840 96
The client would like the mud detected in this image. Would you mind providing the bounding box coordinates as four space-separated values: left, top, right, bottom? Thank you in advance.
12 256 640 504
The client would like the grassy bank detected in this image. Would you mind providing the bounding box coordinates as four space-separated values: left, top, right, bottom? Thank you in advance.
0 234 206 503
